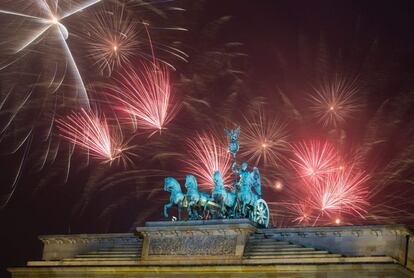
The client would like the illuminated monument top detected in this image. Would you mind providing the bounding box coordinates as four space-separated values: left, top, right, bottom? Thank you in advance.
7 128 414 277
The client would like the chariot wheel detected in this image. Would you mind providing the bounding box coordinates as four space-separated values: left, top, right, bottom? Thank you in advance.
253 199 270 228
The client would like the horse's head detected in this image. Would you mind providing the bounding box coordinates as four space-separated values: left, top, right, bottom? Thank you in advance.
185 175 198 190
213 171 224 189
164 177 181 192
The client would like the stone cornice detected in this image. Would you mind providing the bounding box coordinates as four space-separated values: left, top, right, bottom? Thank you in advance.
39 233 136 245
264 224 413 238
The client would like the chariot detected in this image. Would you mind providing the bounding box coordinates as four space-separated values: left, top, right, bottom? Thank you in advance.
163 127 271 228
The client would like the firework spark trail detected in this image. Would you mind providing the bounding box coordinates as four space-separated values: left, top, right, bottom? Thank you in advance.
290 140 339 185
61 0 102 19
56 108 122 161
240 110 289 166
0 87 33 137
0 0 102 107
184 132 232 189
286 201 314 225
282 164 369 225
314 166 370 218
309 77 362 127
0 129 32 209
84 2 140 76
286 141 370 225
109 62 179 134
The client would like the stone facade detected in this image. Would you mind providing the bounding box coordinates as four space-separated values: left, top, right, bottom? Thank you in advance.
7 222 414 277
136 219 256 264
264 224 414 271
148 235 237 255
38 233 138 261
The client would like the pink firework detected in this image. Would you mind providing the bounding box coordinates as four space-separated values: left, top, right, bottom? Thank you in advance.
314 167 369 218
184 132 232 189
56 109 123 161
309 77 362 127
110 62 179 133
287 200 315 225
290 141 339 184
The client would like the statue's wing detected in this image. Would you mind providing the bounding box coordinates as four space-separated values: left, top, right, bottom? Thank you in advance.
235 126 241 136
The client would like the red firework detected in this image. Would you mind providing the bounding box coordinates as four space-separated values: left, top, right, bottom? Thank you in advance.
314 166 369 218
184 132 232 189
288 200 315 225
109 62 179 133
56 109 123 161
290 140 339 185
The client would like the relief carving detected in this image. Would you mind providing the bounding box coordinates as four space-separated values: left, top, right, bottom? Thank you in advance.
148 235 237 256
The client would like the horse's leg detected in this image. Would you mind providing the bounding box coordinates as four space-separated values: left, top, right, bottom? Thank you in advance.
202 202 208 218
187 201 194 220
233 198 239 218
223 193 228 217
242 202 247 217
232 203 237 218
192 201 199 220
209 208 215 220
228 196 234 218
193 199 200 219
164 202 173 218
204 208 210 220
178 205 182 221
221 203 226 218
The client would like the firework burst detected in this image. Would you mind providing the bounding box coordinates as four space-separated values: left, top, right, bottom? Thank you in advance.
314 166 370 218
184 132 232 189
287 201 315 225
309 77 362 127
83 1 140 76
240 110 289 166
285 141 370 224
56 108 123 162
109 62 180 134
290 140 339 184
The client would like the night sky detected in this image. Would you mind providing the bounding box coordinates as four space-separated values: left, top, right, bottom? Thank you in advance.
1 1 414 277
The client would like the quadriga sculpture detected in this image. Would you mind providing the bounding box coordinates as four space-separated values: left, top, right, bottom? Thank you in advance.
163 127 270 227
